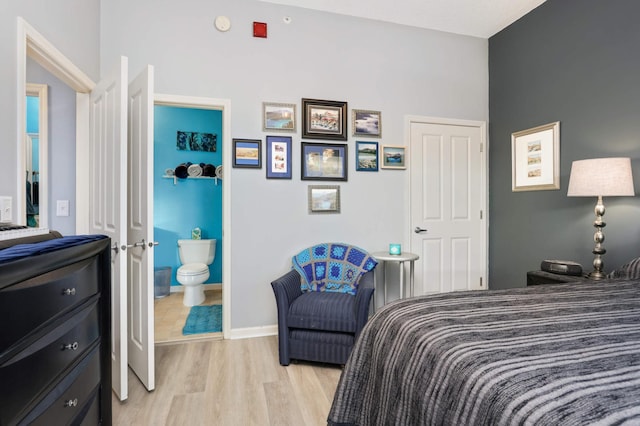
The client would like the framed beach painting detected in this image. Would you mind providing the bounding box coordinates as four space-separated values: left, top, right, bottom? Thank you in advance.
232 138 261 168
262 102 296 132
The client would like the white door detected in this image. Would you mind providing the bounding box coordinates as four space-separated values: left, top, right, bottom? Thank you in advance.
89 57 129 400
409 119 487 294
127 65 155 391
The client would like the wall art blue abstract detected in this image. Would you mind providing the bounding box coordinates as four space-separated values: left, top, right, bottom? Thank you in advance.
176 130 217 152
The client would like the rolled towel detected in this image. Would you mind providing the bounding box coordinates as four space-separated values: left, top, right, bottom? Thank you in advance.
188 163 203 177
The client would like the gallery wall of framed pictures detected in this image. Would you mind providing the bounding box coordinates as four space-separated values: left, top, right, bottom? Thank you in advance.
232 97 406 213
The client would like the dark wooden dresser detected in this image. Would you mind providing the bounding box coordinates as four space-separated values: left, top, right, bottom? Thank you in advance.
0 234 111 425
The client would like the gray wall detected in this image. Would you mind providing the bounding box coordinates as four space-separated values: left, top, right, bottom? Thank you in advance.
489 0 640 288
100 0 488 329
0 0 100 220
3 1 488 331
27 58 77 235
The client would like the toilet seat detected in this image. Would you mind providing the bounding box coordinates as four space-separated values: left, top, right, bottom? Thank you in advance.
177 262 208 276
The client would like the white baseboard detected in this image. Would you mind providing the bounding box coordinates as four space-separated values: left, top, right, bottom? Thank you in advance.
229 325 278 340
169 283 222 293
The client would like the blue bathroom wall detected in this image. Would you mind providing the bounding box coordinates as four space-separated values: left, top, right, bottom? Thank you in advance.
26 96 39 133
26 96 39 190
153 105 223 286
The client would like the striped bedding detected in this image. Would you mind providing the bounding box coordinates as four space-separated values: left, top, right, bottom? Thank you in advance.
328 280 640 425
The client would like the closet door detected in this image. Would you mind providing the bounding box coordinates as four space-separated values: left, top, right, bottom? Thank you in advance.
89 56 129 401
127 65 156 391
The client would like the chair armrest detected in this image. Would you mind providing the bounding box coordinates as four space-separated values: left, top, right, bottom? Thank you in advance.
354 269 375 336
271 269 303 307
271 269 303 365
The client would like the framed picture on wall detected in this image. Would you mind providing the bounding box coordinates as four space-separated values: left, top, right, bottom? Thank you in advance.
266 135 292 179
301 142 348 181
232 139 261 168
511 121 560 191
308 185 341 214
356 141 378 171
380 145 407 169
352 109 381 137
301 98 348 141
262 102 296 132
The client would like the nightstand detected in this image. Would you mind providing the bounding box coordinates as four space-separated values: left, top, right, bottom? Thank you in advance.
527 270 590 286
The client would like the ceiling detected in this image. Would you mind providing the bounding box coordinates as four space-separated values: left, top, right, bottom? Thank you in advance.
258 0 547 38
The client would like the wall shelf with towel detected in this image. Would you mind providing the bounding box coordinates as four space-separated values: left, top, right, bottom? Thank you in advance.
162 175 221 186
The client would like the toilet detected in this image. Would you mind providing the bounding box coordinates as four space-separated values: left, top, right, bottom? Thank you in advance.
176 239 216 306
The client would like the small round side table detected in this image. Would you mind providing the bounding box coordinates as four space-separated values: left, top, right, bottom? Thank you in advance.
371 251 420 308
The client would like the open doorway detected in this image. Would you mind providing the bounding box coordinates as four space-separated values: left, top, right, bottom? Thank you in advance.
153 103 225 344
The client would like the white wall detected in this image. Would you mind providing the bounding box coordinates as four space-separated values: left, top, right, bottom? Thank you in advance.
100 0 488 330
0 0 100 220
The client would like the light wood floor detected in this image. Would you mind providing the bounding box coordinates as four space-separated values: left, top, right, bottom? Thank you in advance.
155 288 223 344
111 336 343 425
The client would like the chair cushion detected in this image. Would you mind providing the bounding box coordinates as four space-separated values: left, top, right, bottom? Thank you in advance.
292 243 377 295
287 292 357 333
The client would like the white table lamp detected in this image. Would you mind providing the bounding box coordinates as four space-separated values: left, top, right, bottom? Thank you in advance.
567 157 635 279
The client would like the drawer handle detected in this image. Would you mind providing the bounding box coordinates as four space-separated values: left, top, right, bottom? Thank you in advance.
62 288 76 296
64 398 78 408
63 342 79 351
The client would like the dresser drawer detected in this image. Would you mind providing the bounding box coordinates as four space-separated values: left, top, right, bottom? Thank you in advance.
0 299 100 425
0 256 100 353
18 345 102 426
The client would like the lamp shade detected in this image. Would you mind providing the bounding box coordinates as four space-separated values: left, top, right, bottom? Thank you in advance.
567 157 635 197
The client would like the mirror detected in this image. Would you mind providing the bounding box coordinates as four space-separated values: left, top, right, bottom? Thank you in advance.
25 83 48 228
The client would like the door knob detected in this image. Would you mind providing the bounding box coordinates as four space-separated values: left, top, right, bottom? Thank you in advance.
148 241 159 248
414 227 428 234
121 239 146 251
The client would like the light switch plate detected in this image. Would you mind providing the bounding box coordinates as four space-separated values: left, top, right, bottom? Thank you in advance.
56 200 70 217
0 196 12 223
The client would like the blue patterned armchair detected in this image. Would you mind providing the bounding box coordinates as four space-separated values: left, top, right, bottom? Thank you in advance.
270 243 377 366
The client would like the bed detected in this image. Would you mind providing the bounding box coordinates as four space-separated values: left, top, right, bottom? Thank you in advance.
328 279 640 425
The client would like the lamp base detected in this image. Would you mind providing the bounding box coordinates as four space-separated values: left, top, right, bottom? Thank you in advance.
587 270 607 280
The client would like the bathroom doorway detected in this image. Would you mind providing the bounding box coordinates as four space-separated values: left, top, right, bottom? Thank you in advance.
152 96 229 344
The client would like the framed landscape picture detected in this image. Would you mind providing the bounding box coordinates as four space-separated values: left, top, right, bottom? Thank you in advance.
262 102 296 132
308 185 341 214
356 141 378 171
301 98 348 141
381 145 407 169
352 109 381 137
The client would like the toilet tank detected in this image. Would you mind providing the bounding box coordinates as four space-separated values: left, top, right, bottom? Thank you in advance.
177 239 216 265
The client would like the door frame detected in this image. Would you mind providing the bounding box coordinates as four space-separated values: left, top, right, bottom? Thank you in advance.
17 17 95 229
404 115 489 287
154 93 232 339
